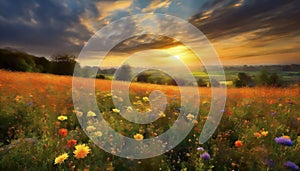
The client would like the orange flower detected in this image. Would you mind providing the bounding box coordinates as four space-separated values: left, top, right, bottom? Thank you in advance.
254 132 262 138
227 110 233 116
67 139 77 148
15 95 22 102
55 121 61 126
297 117 300 121
59 128 68 137
235 140 243 148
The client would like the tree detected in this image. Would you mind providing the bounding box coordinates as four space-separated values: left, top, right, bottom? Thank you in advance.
234 72 253 87
256 69 269 86
96 74 106 79
197 78 207 87
50 54 77 75
137 73 150 83
269 73 282 87
114 64 132 81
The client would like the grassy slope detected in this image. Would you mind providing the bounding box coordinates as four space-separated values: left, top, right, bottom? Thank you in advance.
1 69 299 100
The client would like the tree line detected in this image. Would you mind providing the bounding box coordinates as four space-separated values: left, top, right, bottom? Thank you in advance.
0 48 116 77
0 49 76 75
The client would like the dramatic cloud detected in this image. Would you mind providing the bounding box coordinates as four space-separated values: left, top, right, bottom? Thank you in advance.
0 0 100 56
0 0 299 65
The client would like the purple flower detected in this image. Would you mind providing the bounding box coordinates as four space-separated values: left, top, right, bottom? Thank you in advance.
284 161 299 170
275 136 293 146
270 111 276 116
197 147 204 151
200 152 210 160
265 159 275 167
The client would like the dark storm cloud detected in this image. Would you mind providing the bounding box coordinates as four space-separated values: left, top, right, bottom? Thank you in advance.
112 34 181 53
0 0 98 56
189 0 300 41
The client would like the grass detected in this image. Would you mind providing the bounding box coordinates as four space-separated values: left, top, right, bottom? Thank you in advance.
0 70 299 170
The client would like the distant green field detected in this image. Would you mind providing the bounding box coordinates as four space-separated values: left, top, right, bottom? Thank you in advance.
100 70 299 86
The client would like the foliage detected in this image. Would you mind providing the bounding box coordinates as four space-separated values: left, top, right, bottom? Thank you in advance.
256 69 283 87
1 70 299 170
234 72 253 87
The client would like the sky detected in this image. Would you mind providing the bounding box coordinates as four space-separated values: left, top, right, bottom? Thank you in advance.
1 0 300 68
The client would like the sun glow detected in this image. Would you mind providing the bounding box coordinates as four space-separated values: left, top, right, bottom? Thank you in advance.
173 55 180 60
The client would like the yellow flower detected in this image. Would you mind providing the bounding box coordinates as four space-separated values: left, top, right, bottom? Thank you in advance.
112 108 120 113
127 106 133 112
278 103 283 107
159 111 166 118
186 114 195 121
282 135 291 140
134 133 144 141
73 144 91 159
87 111 96 117
57 115 68 121
93 131 103 137
86 125 96 132
261 131 268 137
54 153 68 165
142 97 149 102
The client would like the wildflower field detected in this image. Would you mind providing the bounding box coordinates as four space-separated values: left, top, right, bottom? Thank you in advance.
0 70 299 170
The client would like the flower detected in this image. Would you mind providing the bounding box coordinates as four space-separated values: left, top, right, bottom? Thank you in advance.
254 132 262 138
192 120 199 125
297 117 300 122
54 153 68 165
275 136 293 146
87 111 96 117
15 95 22 102
142 97 149 102
75 110 83 117
265 159 275 168
235 140 243 148
67 139 77 148
93 131 103 137
57 115 68 121
159 111 166 118
261 131 268 137
112 108 120 113
127 106 133 112
134 133 144 140
86 125 96 132
197 147 204 151
58 128 68 138
73 144 91 159
284 161 299 170
186 114 195 121
200 152 210 160
254 130 268 138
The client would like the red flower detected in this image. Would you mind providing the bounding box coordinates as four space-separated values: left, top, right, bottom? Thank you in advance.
67 139 77 148
58 128 68 137
235 140 243 148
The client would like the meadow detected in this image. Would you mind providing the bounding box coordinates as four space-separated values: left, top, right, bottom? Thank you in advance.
0 69 299 171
